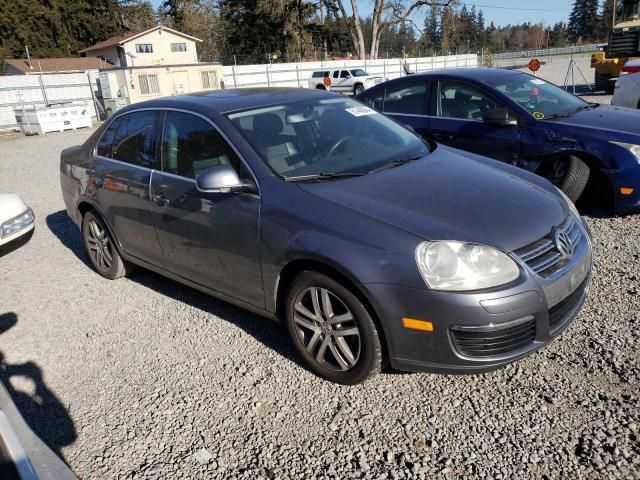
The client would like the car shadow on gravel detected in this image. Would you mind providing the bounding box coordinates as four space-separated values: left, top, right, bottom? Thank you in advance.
45 210 308 372
0 312 77 462
46 210 92 268
129 268 308 371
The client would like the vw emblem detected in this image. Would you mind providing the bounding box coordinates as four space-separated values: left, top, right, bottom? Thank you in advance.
554 230 574 258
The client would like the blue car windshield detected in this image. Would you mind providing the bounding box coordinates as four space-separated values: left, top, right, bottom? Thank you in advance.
227 97 429 179
483 73 588 120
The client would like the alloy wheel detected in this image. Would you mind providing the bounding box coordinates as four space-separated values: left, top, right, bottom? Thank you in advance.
86 220 113 271
293 287 361 371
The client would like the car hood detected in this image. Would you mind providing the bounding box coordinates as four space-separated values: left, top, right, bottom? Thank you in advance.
547 105 640 138
297 146 566 253
0 193 29 223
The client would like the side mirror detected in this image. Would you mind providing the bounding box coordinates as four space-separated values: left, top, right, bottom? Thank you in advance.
195 165 257 194
482 107 518 126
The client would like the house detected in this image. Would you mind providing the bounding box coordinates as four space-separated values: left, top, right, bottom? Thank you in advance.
3 57 111 75
79 26 224 114
79 25 201 67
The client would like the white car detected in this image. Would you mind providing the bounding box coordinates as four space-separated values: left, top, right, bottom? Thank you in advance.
307 68 384 95
0 193 34 253
612 59 640 109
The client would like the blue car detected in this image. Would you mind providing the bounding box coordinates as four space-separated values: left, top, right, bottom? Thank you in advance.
357 68 640 213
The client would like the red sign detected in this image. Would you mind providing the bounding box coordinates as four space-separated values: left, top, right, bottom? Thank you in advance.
528 58 541 73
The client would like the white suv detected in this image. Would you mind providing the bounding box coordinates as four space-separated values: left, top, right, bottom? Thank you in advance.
307 68 384 95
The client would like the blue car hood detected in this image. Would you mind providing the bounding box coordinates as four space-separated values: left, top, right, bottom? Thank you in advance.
298 146 567 253
547 105 640 138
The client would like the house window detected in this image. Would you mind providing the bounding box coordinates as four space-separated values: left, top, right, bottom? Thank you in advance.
200 70 219 90
135 43 153 53
139 74 159 95
171 43 187 52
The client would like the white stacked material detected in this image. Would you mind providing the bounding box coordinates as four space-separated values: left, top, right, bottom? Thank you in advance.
14 103 92 135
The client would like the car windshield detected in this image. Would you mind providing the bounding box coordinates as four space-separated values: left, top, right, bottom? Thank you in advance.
226 97 429 180
350 69 367 77
483 72 589 120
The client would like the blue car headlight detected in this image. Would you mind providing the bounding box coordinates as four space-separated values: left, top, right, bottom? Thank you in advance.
1 208 34 238
610 141 640 163
415 241 519 291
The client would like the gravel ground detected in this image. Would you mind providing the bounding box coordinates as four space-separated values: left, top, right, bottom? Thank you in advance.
1 127 639 480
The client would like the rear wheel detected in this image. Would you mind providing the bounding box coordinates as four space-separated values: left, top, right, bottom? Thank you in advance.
82 210 134 279
285 271 382 384
543 156 591 203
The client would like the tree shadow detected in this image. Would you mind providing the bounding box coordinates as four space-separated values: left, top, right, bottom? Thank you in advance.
0 312 77 462
46 210 307 372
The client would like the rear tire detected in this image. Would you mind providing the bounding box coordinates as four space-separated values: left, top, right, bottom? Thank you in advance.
82 210 134 279
316 84 326 90
543 156 591 203
285 271 382 384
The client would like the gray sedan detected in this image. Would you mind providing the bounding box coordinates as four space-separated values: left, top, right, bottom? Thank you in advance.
612 60 640 109
60 89 592 384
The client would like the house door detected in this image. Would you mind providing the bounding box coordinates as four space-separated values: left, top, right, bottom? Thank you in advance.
171 70 191 95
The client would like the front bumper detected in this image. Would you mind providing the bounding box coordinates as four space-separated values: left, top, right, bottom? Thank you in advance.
366 218 593 374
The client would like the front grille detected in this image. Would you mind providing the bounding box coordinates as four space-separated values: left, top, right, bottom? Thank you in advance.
451 318 536 358
549 278 589 331
515 215 582 278
608 29 640 57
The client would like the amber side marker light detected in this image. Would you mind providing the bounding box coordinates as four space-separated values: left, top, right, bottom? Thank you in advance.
402 318 434 332
620 187 634 195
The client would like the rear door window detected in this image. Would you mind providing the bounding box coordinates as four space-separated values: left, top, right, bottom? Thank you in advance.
111 111 160 168
161 111 246 179
97 117 122 158
383 82 429 115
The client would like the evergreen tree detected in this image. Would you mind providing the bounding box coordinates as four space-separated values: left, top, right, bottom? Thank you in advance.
568 0 599 43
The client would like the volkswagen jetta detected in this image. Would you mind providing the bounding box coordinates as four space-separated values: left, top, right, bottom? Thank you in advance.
60 89 592 384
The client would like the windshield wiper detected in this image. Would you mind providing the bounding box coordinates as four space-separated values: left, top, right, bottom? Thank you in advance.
284 172 366 182
545 103 599 120
368 156 423 174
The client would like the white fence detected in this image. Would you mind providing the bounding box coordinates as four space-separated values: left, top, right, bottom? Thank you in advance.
223 54 478 89
0 72 99 130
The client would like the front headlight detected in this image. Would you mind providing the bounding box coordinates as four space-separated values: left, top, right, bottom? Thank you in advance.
1 208 34 237
610 141 640 163
415 241 520 291
364 78 372 83
557 188 581 219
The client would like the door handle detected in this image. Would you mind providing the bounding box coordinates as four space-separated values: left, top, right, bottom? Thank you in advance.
152 193 170 207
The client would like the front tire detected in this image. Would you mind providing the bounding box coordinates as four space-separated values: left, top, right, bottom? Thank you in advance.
353 84 364 95
285 271 382 384
543 156 591 203
82 210 133 279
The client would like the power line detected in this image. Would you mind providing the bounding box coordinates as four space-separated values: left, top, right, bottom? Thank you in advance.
461 2 567 12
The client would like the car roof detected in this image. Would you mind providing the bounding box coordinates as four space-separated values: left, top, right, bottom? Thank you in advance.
390 67 527 83
120 87 338 116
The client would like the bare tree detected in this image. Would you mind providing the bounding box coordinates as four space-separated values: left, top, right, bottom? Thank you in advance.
329 0 453 59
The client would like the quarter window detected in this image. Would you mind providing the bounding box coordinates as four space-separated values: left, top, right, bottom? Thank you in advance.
332 71 339 79
110 111 159 168
135 43 153 53
161 112 245 179
437 80 501 120
383 83 429 115
200 70 219 90
170 43 187 52
139 74 160 95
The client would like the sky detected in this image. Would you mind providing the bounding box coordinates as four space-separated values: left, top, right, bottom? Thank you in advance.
149 0 576 29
